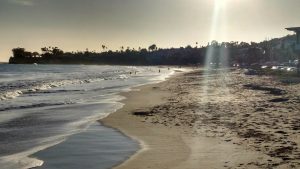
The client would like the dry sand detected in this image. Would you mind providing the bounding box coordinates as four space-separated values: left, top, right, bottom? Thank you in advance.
101 69 300 169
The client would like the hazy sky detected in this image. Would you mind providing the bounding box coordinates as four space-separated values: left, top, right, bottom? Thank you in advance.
0 0 300 62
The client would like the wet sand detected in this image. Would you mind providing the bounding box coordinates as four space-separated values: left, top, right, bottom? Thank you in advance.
101 69 300 169
33 123 138 169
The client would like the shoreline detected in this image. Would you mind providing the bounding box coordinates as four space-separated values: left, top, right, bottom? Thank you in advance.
100 72 191 169
100 71 262 169
31 123 139 169
26 68 182 169
101 69 300 169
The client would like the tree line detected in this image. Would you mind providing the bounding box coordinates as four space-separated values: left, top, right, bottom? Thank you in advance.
9 34 299 66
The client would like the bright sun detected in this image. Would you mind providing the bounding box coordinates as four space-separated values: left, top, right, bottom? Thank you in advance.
214 0 227 8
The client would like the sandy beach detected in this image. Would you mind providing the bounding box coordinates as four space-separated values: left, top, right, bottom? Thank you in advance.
101 69 300 169
2 1 300 168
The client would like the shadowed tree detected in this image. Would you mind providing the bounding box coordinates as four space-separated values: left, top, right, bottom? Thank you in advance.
140 48 147 53
41 47 50 54
186 45 192 49
51 47 64 56
148 44 157 52
8 34 297 67
120 46 124 52
32 52 40 58
12 48 26 58
102 45 106 52
245 47 264 65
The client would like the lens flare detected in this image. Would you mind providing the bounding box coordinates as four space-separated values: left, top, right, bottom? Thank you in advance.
190 1 233 164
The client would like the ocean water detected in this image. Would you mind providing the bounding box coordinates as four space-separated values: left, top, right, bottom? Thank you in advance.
0 64 175 169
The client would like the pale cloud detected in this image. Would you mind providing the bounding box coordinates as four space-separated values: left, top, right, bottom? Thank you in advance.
10 0 35 6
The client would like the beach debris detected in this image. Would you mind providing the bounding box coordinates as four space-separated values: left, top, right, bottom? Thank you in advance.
255 107 266 112
243 84 286 95
132 109 154 116
269 146 294 158
269 98 289 103
238 129 270 139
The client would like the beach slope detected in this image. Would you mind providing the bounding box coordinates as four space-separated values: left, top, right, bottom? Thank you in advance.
102 70 300 169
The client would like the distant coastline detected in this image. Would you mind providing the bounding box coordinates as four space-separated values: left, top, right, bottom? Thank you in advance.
8 34 299 66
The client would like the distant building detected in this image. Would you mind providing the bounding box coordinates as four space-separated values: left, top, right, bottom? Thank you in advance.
286 27 300 51
286 27 300 75
276 37 295 50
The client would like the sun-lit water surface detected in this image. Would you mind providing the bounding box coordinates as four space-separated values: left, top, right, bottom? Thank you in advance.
0 64 175 169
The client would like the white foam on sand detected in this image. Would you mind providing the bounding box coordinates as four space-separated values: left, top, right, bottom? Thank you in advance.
0 138 66 169
0 66 185 169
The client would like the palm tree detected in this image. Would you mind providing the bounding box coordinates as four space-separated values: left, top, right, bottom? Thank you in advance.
148 44 157 52
120 46 124 52
102 45 106 52
41 47 48 54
